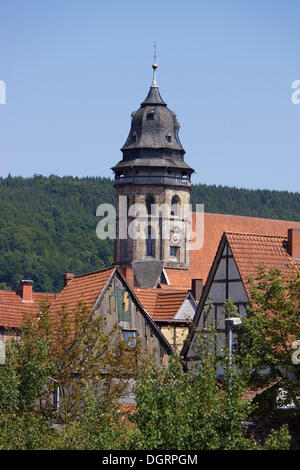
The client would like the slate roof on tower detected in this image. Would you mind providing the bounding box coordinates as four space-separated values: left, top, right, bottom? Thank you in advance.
113 63 194 175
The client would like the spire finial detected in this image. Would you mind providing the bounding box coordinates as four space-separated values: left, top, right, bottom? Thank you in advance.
151 42 158 88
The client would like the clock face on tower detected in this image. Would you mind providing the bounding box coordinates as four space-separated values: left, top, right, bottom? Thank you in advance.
170 227 182 247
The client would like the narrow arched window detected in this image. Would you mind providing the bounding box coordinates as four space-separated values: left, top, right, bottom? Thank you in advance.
127 196 131 216
146 195 154 215
171 195 180 217
145 225 155 257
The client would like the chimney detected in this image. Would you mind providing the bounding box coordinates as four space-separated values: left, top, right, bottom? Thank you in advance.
191 278 203 301
288 229 300 260
20 280 33 302
63 273 74 287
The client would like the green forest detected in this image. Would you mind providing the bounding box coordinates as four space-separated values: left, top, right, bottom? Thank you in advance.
0 174 299 292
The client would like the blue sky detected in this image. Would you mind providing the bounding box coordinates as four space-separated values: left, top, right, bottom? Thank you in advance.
0 0 299 192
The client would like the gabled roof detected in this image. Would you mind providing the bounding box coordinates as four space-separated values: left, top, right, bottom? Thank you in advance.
49 266 173 355
182 230 299 358
134 287 190 321
49 267 116 314
118 213 300 324
0 290 55 328
226 232 298 294
133 288 158 317
165 212 300 289
154 291 191 321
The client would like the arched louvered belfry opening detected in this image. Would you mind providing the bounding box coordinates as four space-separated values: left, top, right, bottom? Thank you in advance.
146 195 155 215
145 224 155 257
171 195 180 217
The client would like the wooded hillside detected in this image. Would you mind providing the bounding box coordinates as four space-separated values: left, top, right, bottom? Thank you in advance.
0 175 299 292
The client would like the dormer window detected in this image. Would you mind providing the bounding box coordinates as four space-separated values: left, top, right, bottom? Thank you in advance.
147 110 155 121
132 131 137 142
166 133 172 142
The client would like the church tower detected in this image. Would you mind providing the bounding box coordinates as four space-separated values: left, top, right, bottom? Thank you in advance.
113 61 194 284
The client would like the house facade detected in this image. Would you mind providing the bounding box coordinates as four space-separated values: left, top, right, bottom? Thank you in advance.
182 228 300 368
0 280 55 364
49 267 172 365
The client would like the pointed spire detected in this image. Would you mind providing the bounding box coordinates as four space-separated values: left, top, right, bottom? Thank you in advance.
151 42 158 88
141 44 166 106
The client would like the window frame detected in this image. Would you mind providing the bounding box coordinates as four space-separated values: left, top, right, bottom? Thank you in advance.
122 329 137 348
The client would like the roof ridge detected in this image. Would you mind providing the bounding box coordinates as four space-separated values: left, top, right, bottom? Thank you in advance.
157 290 189 296
73 266 115 280
201 212 300 224
225 231 287 239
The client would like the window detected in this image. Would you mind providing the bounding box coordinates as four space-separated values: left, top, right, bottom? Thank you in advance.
122 330 137 348
147 111 155 121
146 195 154 215
166 133 172 142
132 131 137 142
170 246 179 257
171 195 180 217
146 225 155 257
122 238 128 260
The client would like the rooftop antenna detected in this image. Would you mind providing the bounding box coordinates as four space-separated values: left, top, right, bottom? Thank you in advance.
151 42 158 88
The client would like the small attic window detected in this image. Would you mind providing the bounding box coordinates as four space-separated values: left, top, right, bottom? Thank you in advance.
122 329 137 348
147 111 155 121
166 133 172 142
132 131 137 142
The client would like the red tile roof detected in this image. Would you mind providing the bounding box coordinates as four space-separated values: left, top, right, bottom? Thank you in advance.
227 232 296 279
133 288 158 317
119 403 136 414
154 291 189 320
47 266 174 354
0 290 55 328
182 229 300 358
119 213 300 319
134 288 189 320
49 267 116 315
164 212 300 289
